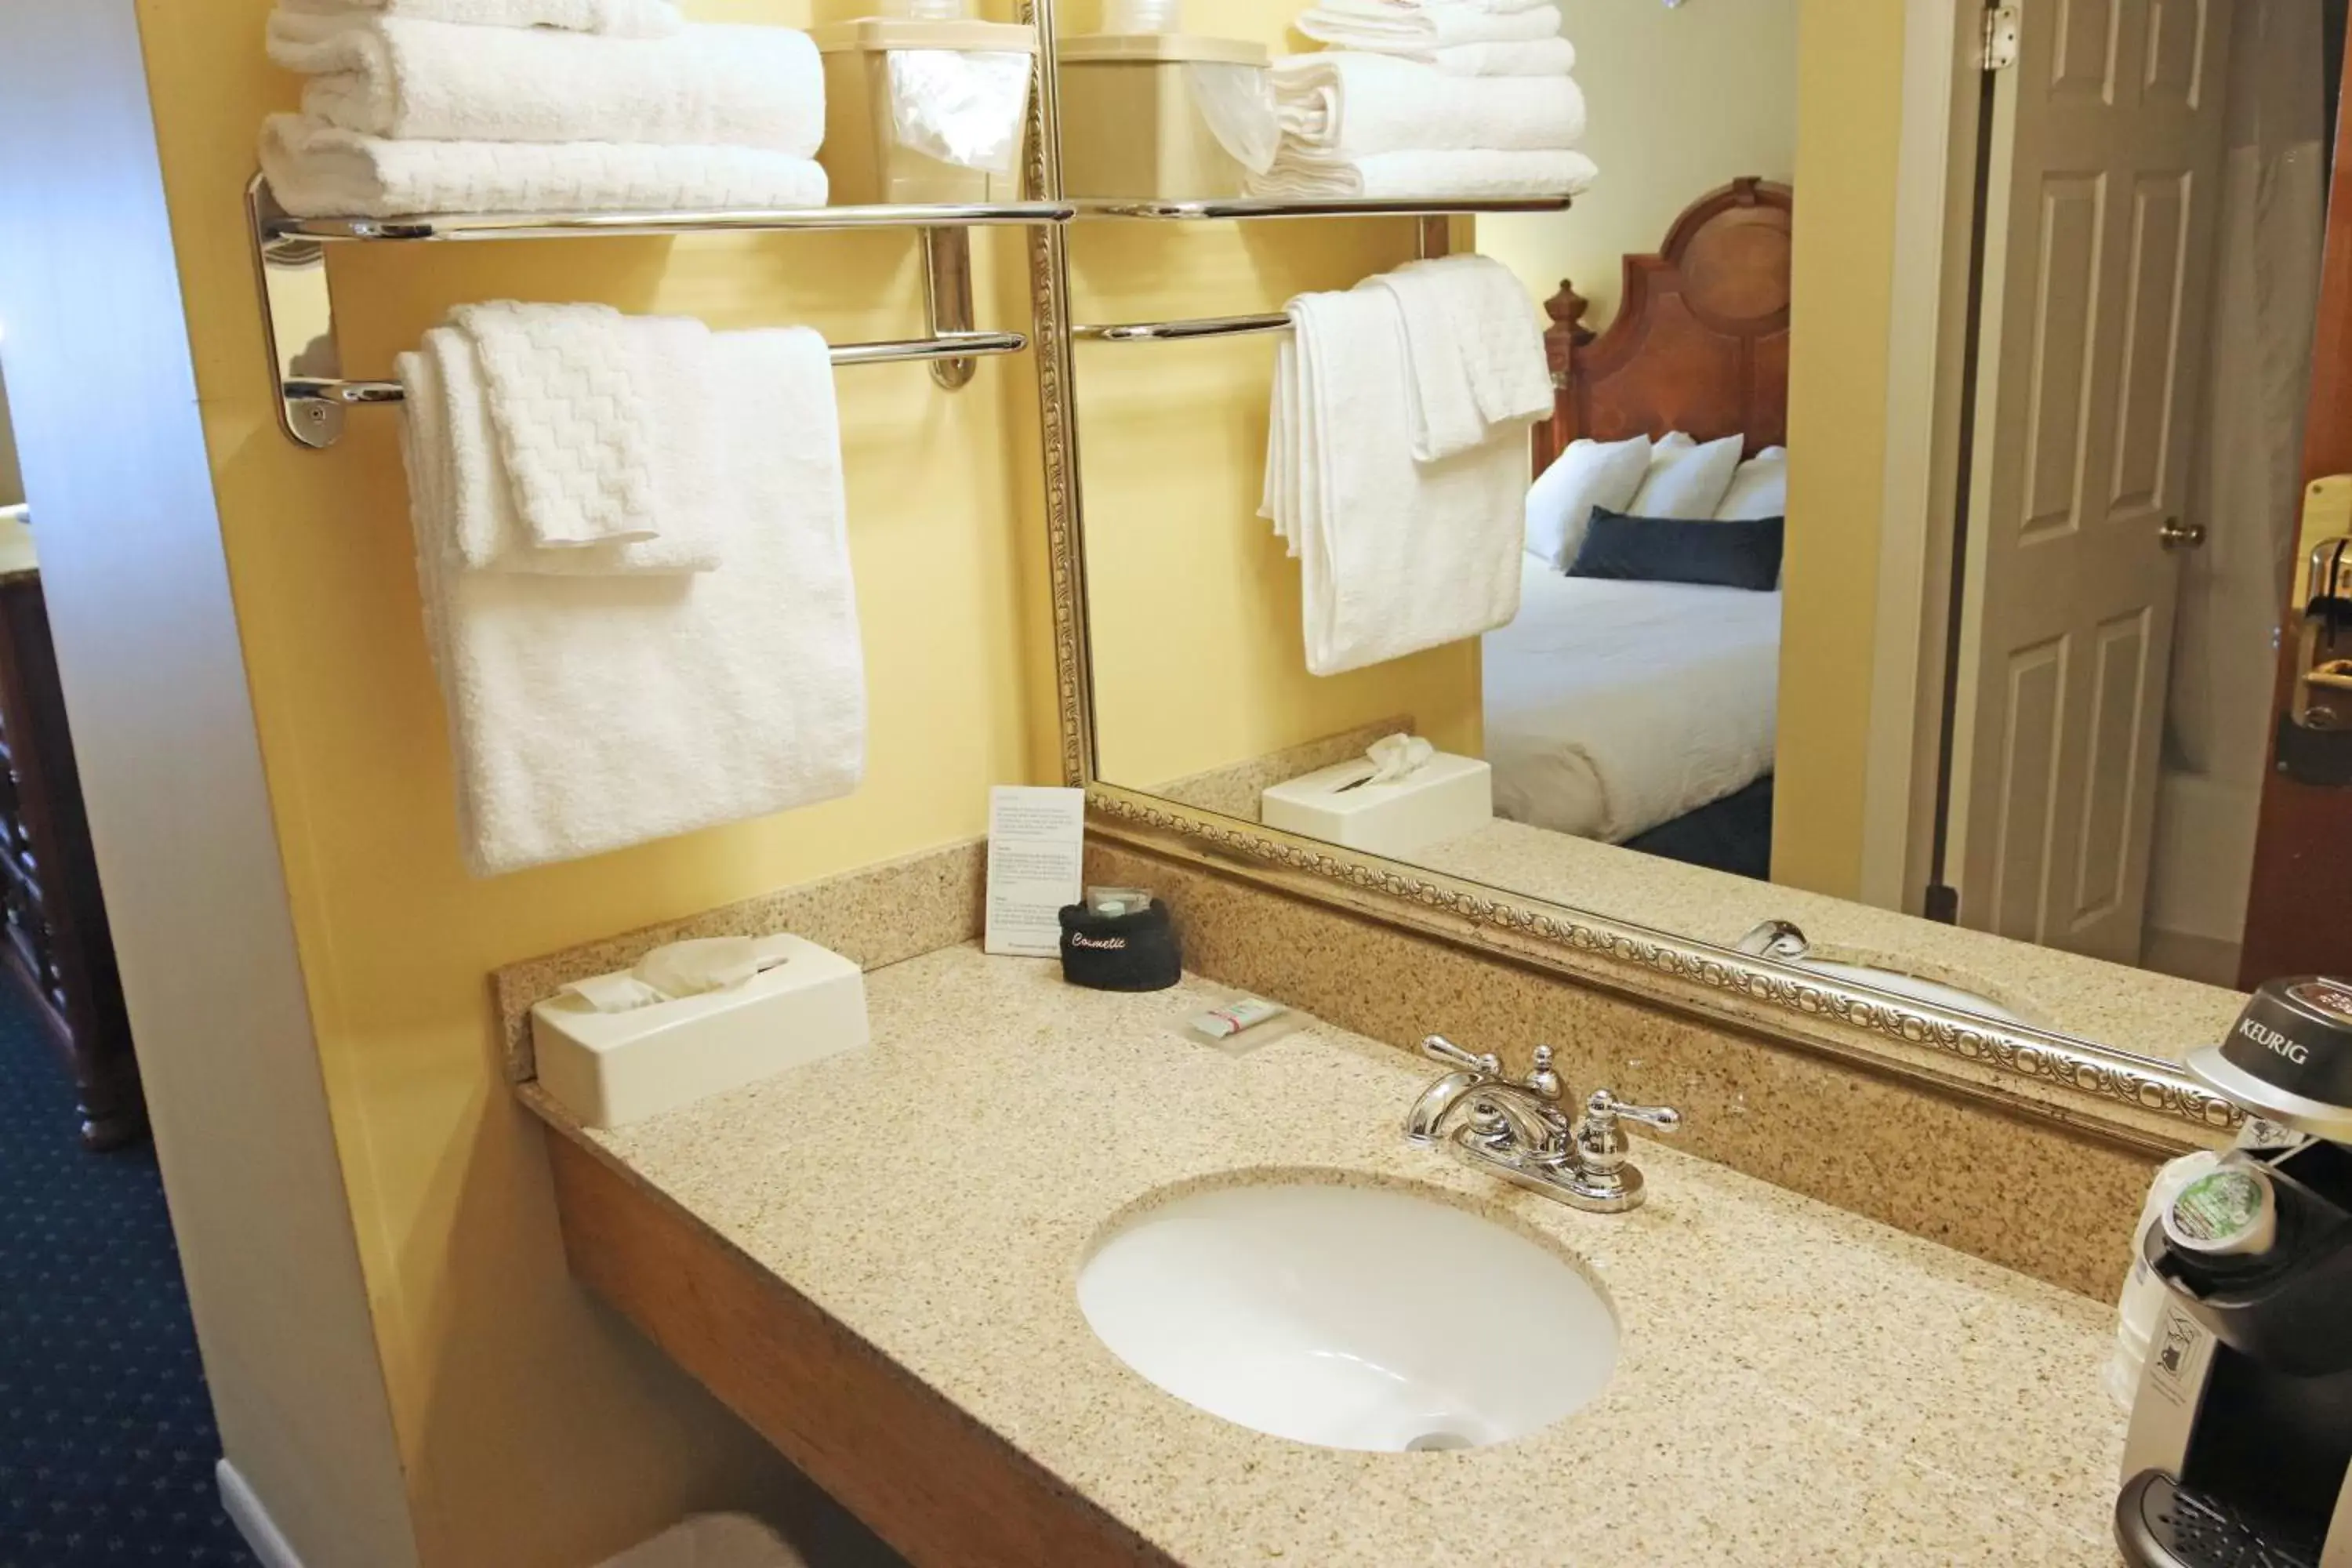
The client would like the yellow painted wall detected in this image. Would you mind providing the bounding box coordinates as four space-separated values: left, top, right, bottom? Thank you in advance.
133 0 1053 1561
1773 0 1910 898
1076 1 1484 793
1478 0 1802 325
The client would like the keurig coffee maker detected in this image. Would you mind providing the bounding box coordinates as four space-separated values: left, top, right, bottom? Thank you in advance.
2118 977 2352 1568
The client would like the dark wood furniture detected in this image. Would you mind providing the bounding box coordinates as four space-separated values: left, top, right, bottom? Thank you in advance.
1536 176 1795 475
0 563 141 1149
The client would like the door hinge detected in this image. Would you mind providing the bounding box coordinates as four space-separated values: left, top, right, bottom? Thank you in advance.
1925 884 1962 925
1981 5 2020 71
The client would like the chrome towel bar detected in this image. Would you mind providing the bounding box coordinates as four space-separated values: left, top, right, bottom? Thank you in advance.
288 330 1032 407
246 176 1069 448
1072 314 1289 344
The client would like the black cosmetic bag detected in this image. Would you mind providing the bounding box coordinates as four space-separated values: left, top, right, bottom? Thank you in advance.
1057 901 1181 992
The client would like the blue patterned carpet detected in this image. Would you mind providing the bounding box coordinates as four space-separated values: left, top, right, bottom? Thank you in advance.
0 989 256 1567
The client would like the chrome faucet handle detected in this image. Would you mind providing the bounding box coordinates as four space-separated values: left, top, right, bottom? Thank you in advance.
1584 1089 1681 1134
1421 1034 1503 1080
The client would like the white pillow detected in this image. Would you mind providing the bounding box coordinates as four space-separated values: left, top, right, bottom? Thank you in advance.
1715 446 1788 521
1628 432 1744 520
1525 435 1651 568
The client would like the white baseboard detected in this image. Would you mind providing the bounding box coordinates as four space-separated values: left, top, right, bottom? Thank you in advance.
217 1458 307 1568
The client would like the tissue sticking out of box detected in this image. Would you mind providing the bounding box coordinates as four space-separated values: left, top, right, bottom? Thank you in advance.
562 934 799 1014
1360 732 1436 789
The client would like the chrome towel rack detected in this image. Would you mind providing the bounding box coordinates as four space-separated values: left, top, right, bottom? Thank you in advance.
1063 194 1572 347
246 176 1075 449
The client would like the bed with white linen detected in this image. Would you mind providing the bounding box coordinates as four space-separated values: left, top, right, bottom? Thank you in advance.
1484 558 1780 842
1485 177 1794 875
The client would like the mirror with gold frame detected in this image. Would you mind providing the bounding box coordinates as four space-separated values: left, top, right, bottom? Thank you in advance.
1024 0 2348 1143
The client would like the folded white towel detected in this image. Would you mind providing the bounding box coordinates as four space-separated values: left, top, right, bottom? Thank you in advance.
276 0 682 38
397 325 866 876
1260 281 1525 677
1294 0 1561 51
446 302 659 550
1371 256 1552 463
1271 52 1586 157
1250 147 1598 200
267 14 824 153
260 114 830 216
1413 38 1578 75
403 318 717 575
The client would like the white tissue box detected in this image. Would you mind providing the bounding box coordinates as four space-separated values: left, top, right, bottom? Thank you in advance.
532 935 869 1130
1261 753 1494 859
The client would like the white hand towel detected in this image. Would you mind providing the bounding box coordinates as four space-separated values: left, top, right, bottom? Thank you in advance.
266 14 824 153
260 114 830 217
1370 255 1551 463
1260 283 1525 677
402 318 718 576
1250 147 1597 200
397 325 866 877
447 302 658 550
275 0 683 38
1294 0 1560 51
1270 52 1586 157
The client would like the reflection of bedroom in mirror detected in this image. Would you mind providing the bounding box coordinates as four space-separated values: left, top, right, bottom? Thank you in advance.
1078 0 2352 1029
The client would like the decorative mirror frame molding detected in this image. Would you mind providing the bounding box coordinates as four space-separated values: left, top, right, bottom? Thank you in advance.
1013 0 2230 1152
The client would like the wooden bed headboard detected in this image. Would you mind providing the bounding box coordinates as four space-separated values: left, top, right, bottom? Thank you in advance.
1534 177 1795 475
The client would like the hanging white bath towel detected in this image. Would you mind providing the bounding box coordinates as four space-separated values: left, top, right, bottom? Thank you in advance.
397 323 866 876
1261 283 1526 677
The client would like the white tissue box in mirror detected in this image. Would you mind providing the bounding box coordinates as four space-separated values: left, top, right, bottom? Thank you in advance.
1261 753 1494 860
532 936 869 1130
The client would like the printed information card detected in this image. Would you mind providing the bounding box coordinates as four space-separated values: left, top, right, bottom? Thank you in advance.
984 786 1086 958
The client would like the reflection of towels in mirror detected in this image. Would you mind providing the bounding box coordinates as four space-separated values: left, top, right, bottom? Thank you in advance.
1261 261 1542 677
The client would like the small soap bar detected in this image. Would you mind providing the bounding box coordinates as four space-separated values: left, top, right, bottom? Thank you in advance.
532 935 869 1130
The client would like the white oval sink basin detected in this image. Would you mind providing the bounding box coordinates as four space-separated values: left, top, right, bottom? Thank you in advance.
1076 1181 1617 1452
1801 959 2029 1025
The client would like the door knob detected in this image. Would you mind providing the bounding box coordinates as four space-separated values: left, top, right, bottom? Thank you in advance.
2160 517 2208 550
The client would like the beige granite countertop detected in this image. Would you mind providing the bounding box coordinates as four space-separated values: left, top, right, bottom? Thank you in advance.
539 942 2131 1567
1421 818 2244 1062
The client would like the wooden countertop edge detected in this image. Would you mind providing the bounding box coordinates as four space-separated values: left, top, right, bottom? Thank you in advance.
521 1090 1182 1568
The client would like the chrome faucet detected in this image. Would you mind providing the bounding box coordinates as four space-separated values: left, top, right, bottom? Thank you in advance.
1735 919 1809 962
1403 1036 1681 1214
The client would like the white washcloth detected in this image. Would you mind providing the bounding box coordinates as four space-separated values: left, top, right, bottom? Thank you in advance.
260 114 830 216
275 0 682 37
1371 255 1552 462
1271 51 1586 157
396 325 866 876
447 302 657 550
1294 0 1560 51
1250 147 1597 200
402 315 718 574
266 14 824 153
1260 282 1525 677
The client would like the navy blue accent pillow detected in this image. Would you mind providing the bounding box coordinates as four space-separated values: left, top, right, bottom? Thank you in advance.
1566 508 1785 591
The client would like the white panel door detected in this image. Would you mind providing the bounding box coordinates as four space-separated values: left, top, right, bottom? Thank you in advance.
1947 0 2229 964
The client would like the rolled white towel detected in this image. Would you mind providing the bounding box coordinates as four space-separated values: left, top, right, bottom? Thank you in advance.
259 114 830 217
265 14 824 154
275 0 682 38
1249 147 1598 200
1294 0 1561 51
1272 51 1585 157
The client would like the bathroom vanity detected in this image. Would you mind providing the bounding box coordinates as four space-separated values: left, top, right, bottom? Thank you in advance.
522 943 2129 1567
